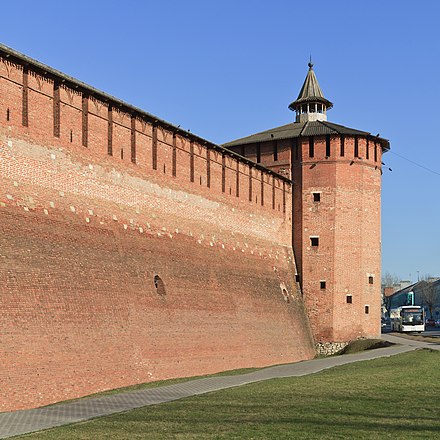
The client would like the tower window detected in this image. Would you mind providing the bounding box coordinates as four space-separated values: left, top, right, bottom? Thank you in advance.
313 192 321 202
293 138 299 160
325 135 331 157
320 281 326 290
310 237 319 247
369 276 374 284
365 305 370 314
340 136 345 157
346 295 352 304
354 136 359 158
309 136 314 158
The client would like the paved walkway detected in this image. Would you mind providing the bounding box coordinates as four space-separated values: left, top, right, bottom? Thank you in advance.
1 334 438 439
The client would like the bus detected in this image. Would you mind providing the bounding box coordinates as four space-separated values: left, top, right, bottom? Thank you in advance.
390 305 425 333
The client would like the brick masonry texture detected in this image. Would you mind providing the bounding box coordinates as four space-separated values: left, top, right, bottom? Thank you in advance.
0 53 315 411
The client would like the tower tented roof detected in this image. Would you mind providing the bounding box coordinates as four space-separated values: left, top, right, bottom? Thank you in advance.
223 120 390 150
288 63 333 111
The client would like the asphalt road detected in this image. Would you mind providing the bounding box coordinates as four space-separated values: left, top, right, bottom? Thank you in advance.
382 326 440 337
422 327 440 337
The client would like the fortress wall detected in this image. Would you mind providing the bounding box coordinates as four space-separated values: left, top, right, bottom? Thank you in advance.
0 52 314 411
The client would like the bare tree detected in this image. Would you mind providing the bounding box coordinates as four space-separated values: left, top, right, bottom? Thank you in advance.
418 280 439 319
381 272 399 316
382 272 399 287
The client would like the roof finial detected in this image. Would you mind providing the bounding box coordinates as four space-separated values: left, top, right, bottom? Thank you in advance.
308 55 313 69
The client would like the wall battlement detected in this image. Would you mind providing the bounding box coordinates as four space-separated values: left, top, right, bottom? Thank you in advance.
0 43 289 218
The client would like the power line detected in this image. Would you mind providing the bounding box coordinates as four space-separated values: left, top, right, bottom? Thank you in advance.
388 150 440 177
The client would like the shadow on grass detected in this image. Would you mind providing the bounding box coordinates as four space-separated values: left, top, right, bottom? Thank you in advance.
337 339 394 355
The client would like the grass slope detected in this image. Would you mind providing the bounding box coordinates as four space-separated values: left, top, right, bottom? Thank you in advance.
16 350 440 439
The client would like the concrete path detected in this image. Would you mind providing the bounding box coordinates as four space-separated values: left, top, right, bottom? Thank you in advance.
1 334 438 439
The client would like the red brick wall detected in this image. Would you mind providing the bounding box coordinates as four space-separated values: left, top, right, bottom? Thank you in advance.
0 54 314 411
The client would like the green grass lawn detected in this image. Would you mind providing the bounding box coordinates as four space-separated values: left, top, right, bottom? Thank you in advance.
16 349 440 439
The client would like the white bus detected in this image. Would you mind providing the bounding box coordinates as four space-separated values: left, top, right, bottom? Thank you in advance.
390 305 425 333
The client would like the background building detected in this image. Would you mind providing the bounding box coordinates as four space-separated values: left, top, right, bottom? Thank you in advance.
386 279 440 319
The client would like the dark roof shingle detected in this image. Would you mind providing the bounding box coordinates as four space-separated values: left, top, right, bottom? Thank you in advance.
223 120 390 151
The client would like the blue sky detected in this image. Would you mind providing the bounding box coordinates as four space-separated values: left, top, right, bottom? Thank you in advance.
1 0 438 281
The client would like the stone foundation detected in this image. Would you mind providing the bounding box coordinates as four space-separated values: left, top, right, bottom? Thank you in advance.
315 341 350 356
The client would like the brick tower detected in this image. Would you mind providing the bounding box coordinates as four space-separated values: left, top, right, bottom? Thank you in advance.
224 62 390 345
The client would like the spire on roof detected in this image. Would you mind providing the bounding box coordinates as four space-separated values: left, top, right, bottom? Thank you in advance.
289 61 333 123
